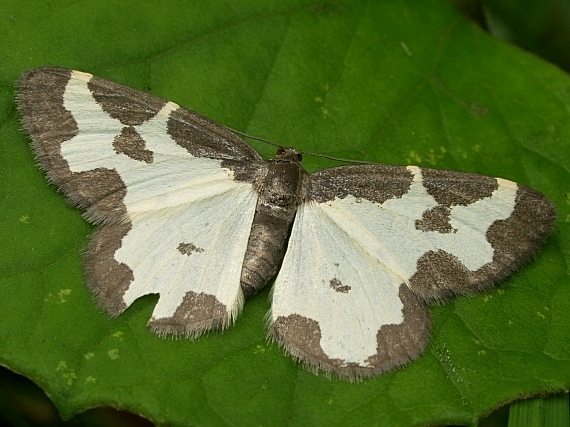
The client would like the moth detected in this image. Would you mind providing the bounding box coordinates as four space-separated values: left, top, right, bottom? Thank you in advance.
17 67 556 380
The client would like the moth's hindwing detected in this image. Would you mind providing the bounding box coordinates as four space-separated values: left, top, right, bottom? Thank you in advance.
17 67 264 336
269 164 556 380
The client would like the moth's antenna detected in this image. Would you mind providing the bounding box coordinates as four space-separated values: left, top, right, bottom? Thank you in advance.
229 128 282 149
228 127 371 165
295 149 371 164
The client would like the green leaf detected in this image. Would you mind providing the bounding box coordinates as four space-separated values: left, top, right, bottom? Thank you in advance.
1 0 568 426
508 393 570 427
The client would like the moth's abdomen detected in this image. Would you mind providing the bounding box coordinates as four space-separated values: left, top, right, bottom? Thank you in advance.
241 209 295 298
240 154 305 298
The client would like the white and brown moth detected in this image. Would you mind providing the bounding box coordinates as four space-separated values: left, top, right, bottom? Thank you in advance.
17 67 556 380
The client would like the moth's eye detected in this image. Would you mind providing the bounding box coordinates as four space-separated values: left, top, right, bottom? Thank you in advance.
277 147 286 155
297 153 303 162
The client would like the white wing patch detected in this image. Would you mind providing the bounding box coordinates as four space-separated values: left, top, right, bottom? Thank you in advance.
119 184 257 321
271 166 518 372
271 201 406 364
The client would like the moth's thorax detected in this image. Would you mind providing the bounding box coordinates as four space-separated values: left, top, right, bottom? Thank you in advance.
260 159 304 208
273 146 302 162
240 151 306 298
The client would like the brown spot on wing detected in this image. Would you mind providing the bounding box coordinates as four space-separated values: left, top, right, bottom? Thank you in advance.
148 291 228 337
71 168 128 224
167 107 262 183
420 167 498 207
308 164 413 204
364 285 431 372
88 75 167 126
113 126 154 163
271 314 345 373
177 242 205 256
84 222 133 316
17 68 79 190
414 168 498 233
81 167 132 315
270 285 430 381
410 186 557 301
410 250 469 301
415 205 455 233
329 278 351 293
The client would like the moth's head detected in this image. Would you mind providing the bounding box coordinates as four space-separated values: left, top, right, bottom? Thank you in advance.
274 147 303 164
